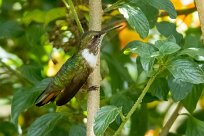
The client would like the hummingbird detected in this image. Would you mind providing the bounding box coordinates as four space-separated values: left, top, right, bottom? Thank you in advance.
35 25 121 106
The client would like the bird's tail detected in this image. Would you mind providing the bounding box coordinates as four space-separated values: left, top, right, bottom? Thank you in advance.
35 87 58 106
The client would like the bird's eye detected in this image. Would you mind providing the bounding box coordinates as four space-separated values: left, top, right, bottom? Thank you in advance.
94 34 99 39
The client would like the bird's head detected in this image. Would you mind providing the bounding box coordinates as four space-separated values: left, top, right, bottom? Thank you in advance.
79 25 122 55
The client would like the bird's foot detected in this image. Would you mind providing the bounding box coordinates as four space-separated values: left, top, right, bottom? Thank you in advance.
88 85 99 91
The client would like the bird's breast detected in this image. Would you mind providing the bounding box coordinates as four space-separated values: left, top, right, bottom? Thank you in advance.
81 48 98 68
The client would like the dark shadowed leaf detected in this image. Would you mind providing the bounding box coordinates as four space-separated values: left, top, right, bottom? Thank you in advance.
119 4 149 38
69 124 86 136
94 105 121 136
130 105 147 136
27 113 66 136
167 59 204 84
11 78 51 124
149 78 169 100
18 65 43 84
186 116 204 136
136 1 159 28
168 77 193 101
156 22 183 43
0 20 23 38
144 0 176 18
182 84 203 113
110 94 134 115
0 121 18 136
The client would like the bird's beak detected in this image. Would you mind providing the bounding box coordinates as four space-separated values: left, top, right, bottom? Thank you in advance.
99 25 122 35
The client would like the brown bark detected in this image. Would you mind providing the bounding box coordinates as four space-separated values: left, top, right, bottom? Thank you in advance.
86 0 103 136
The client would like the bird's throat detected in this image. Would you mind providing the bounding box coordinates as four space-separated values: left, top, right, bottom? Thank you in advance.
81 48 98 68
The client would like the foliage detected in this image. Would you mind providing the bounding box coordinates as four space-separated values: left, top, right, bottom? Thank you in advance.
0 0 204 136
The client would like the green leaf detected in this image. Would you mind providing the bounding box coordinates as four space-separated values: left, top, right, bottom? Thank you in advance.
168 77 193 101
0 19 23 38
130 105 147 136
69 124 86 136
27 113 66 136
22 8 66 25
144 0 176 18
167 59 204 84
0 121 18 136
125 41 155 71
182 84 203 113
156 22 183 43
184 34 203 48
149 78 169 100
110 94 134 115
94 105 121 136
11 78 51 124
136 1 159 28
45 8 66 25
186 116 204 136
140 57 155 72
155 38 181 56
179 48 204 61
119 4 149 38
18 65 43 84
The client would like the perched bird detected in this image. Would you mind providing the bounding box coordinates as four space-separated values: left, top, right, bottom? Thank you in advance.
35 25 121 106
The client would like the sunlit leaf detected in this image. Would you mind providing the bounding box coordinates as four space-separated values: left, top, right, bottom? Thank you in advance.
155 38 181 56
167 59 204 84
144 0 176 18
22 8 66 25
119 4 149 38
94 105 121 136
179 48 204 61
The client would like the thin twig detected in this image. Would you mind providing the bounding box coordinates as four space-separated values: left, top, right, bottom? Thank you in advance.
62 0 84 33
113 68 164 136
159 102 183 136
159 7 197 17
0 59 33 85
195 0 204 42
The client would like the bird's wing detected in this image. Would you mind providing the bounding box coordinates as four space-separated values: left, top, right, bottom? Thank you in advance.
35 56 78 106
56 70 89 106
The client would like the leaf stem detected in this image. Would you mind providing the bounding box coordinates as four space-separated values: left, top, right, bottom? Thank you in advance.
113 68 163 136
159 102 183 136
103 0 124 12
62 0 84 33
0 59 33 85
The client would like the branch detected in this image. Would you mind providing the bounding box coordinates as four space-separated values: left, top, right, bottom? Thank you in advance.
159 102 183 136
159 7 197 17
195 0 204 42
113 68 164 136
87 0 102 136
62 0 84 33
0 59 33 85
